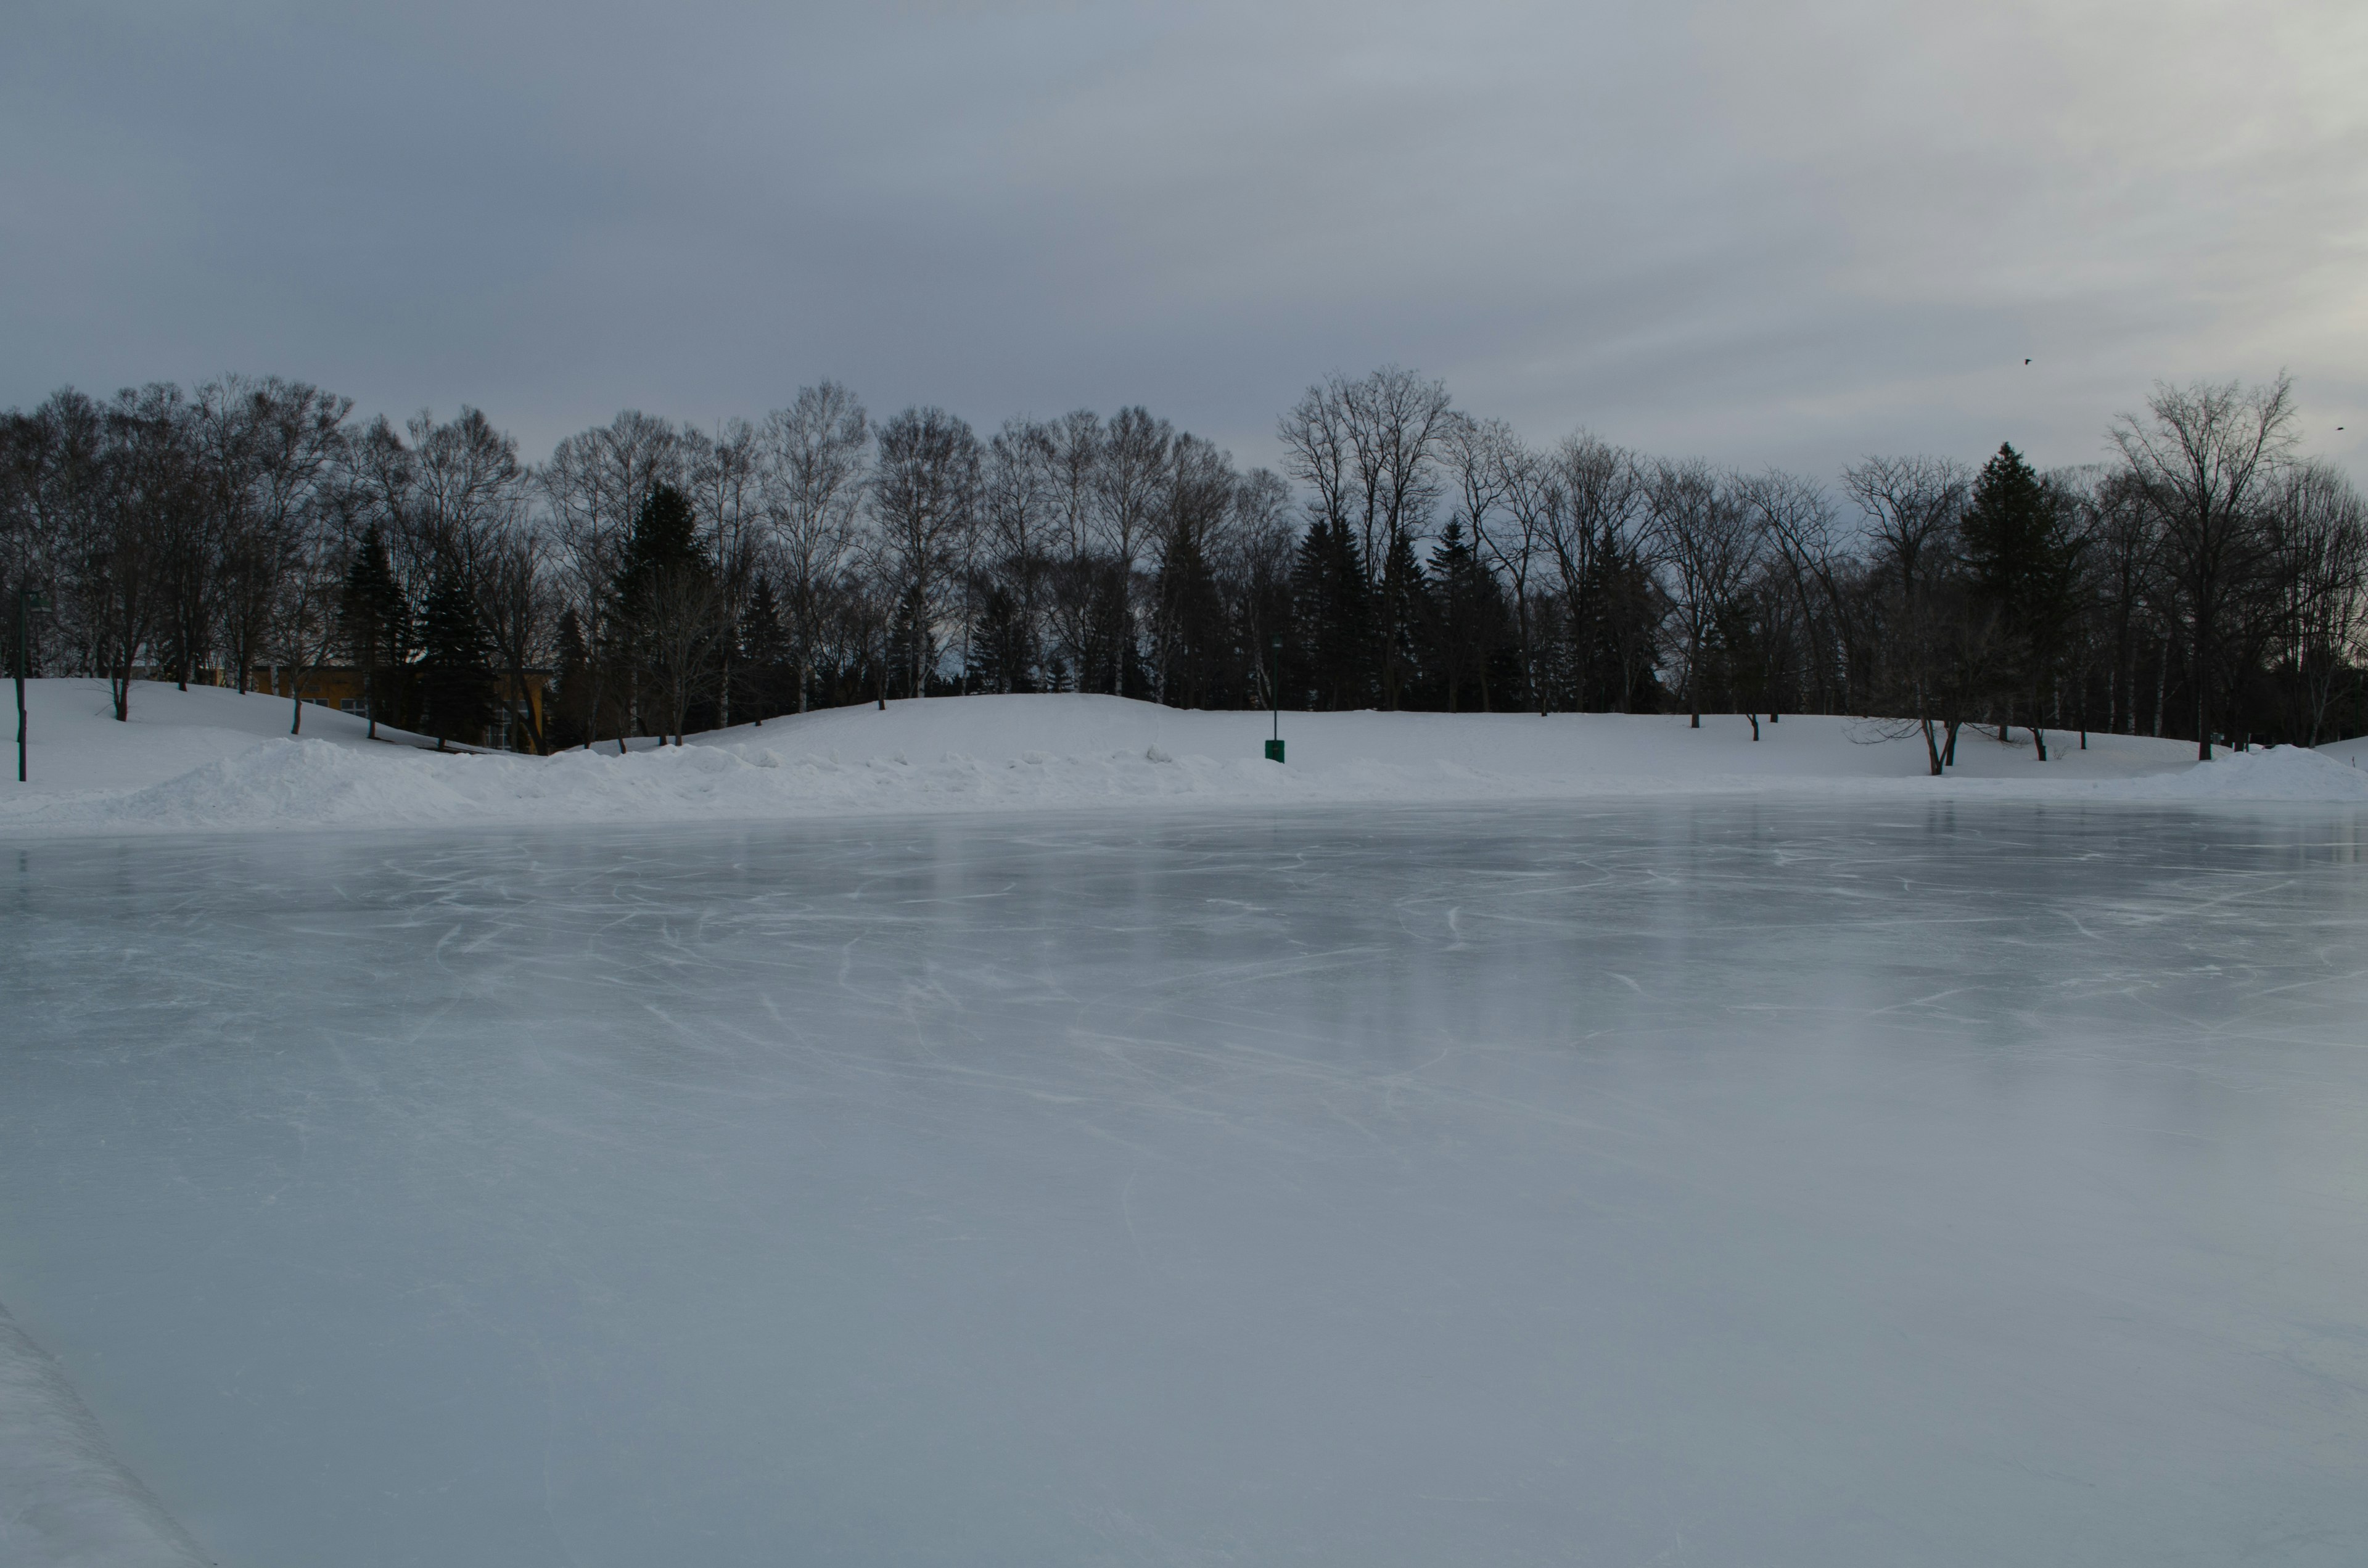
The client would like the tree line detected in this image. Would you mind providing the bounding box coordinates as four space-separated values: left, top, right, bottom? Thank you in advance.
3 367 2361 763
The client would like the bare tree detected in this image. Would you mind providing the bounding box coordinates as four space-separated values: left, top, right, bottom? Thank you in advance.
870 407 980 699
982 417 1055 693
2111 374 2298 758
1219 467 1296 710
204 377 353 699
1037 409 1105 692
1545 432 1645 713
759 384 870 714
474 517 555 752
683 419 763 725
1844 455 1972 773
1094 406 1172 695
1739 470 1855 716
2271 462 2368 746
1282 368 1452 708
1648 461 1759 731
264 491 347 737
540 411 681 750
1489 438 1560 713
641 560 728 745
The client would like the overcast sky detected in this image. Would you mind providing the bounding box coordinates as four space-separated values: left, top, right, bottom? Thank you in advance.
7 0 2364 486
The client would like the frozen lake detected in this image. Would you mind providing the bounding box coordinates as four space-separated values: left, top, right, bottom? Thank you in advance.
4 802 2367 1566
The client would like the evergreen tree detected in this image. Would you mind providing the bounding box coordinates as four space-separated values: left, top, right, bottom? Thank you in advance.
614 482 719 737
1291 516 1373 710
1379 527 1433 710
1963 443 2083 753
966 580 1036 696
738 574 789 722
1424 520 1508 712
1153 522 1229 708
339 522 406 739
616 482 705 621
1578 528 1666 712
417 555 494 748
548 605 592 750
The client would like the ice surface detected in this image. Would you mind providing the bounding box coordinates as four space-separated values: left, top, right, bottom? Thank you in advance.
4 801 2368 1566
0 1301 210 1567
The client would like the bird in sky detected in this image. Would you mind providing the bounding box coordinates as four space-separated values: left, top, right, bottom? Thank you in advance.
2024 358 2031 365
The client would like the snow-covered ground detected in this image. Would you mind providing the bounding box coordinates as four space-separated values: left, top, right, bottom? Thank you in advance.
4 678 2365 838
5 804 2366 1566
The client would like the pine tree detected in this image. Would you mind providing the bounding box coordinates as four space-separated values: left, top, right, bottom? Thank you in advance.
738 575 789 723
1962 443 2082 755
614 482 718 738
616 483 705 622
966 581 1036 696
340 522 407 739
418 556 493 748
1153 523 1228 708
548 606 592 749
1291 516 1373 710
1425 520 1507 712
1379 527 1432 710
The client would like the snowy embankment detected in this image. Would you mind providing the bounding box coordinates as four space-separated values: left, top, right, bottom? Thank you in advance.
2 678 2364 839
1 1301 209 1567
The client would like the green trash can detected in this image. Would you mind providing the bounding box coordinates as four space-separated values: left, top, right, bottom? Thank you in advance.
1265 738 1285 764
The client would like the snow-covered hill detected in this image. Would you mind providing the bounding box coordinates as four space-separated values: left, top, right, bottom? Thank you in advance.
2 678 2364 838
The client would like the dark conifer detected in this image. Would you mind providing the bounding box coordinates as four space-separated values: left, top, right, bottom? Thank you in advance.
417 556 494 748
616 483 704 617
548 605 591 749
1426 520 1507 712
738 574 789 723
1379 527 1432 710
1291 517 1373 710
1963 443 2083 755
339 522 406 739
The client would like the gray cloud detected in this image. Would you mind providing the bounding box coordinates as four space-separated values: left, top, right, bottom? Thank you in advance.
6 0 2364 486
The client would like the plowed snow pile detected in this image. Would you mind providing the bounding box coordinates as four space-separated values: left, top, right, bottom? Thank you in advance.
1 679 2361 837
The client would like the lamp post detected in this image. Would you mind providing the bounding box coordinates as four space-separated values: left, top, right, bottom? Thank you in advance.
16 584 51 783
1265 634 1285 764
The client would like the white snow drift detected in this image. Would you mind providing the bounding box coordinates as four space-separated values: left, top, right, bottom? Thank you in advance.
1 678 2363 838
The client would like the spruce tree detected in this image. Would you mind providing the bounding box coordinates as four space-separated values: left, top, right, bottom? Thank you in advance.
1963 443 2082 755
1291 516 1373 710
616 483 704 620
418 556 494 748
738 575 789 722
548 606 591 749
1379 527 1432 710
1153 523 1228 708
1426 520 1507 712
340 522 406 739
614 482 716 737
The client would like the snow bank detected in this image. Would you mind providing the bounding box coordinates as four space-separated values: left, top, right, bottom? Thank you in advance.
2106 744 2368 802
2 680 2362 838
0 1301 210 1568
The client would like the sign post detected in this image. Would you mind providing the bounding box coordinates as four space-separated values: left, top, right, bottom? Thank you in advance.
1265 634 1285 764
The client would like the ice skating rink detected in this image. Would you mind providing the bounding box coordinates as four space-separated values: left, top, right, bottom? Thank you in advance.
4 801 2366 1566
